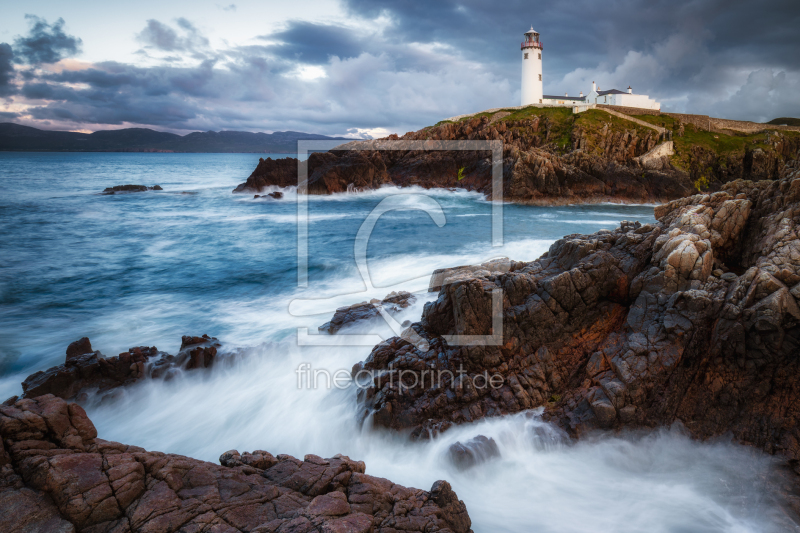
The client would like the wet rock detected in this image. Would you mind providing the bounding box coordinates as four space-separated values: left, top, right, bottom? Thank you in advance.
320 291 417 334
101 184 162 194
65 337 92 361
448 435 501 470
0 395 473 533
356 168 800 476
234 115 699 203
268 190 283 199
19 335 222 401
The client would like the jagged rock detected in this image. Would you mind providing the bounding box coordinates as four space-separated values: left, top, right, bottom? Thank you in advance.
447 435 501 470
66 337 93 361
101 185 162 194
268 191 283 199
355 169 800 474
19 335 222 401
234 115 695 203
320 291 417 334
0 395 473 533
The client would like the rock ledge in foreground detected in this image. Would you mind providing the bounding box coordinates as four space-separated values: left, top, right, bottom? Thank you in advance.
0 394 472 533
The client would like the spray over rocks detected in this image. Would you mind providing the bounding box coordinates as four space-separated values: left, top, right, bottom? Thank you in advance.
355 165 800 483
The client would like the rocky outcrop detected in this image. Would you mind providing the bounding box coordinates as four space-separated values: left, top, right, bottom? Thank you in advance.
676 130 800 185
447 436 500 470
19 335 222 401
234 114 694 204
355 166 800 473
254 191 284 200
0 395 472 533
102 185 162 194
320 292 417 334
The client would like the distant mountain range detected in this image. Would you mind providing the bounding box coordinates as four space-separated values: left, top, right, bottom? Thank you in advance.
0 123 351 153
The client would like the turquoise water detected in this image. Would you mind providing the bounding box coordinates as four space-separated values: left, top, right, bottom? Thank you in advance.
0 152 791 533
0 151 655 395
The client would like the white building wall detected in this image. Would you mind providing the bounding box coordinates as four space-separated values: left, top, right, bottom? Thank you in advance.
590 92 660 110
521 48 543 105
616 93 660 110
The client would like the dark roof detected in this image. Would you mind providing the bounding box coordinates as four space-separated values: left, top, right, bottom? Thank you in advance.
542 95 586 101
597 89 628 96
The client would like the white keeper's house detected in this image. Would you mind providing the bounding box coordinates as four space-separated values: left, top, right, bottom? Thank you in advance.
520 26 660 110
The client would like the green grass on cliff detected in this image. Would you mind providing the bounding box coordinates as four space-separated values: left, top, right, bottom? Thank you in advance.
432 107 800 165
433 107 575 150
571 109 657 155
632 114 800 172
433 107 660 153
768 117 800 126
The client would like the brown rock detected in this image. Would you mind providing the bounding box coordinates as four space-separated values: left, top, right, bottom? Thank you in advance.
233 115 700 204
320 291 417 334
0 395 473 533
19 335 223 401
65 337 92 361
356 168 800 478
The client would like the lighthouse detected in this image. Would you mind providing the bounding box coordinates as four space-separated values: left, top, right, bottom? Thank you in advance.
521 27 543 105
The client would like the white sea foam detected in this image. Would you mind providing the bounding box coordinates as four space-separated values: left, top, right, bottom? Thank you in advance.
2 159 791 532
84 335 794 533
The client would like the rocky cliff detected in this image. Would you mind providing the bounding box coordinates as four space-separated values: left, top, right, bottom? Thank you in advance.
234 108 797 204
355 164 800 478
0 394 472 533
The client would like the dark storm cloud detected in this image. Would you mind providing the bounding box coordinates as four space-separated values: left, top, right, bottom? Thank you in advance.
261 21 367 64
13 16 82 65
343 0 800 119
6 1 800 135
0 43 15 96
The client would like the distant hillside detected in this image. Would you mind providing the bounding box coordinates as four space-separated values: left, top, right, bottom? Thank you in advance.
767 117 800 127
0 123 350 153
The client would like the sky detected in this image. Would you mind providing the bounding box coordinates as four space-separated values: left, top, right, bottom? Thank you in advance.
0 0 798 138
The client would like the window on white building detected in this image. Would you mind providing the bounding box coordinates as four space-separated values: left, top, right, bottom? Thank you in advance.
524 53 528 59
538 53 541 59
538 74 541 81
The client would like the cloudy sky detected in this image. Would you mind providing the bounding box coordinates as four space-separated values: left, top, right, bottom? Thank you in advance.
1 0 798 137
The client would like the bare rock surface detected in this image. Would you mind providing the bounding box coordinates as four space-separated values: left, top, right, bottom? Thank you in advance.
447 436 500 470
320 292 417 334
102 185 162 195
356 167 800 474
234 115 695 203
0 395 472 533
19 335 222 401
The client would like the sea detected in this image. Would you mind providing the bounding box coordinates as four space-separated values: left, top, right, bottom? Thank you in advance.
0 152 794 532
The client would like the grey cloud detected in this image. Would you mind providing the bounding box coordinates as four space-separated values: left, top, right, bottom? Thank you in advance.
343 0 800 119
261 21 367 64
0 43 15 96
8 2 800 136
13 15 82 65
137 18 210 53
217 4 237 12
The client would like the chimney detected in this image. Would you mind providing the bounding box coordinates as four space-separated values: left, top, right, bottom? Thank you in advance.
627 86 632 94
592 81 596 92
579 91 583 97
565 92 568 97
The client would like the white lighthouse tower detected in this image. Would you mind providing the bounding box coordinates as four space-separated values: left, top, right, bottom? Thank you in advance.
521 27 543 105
